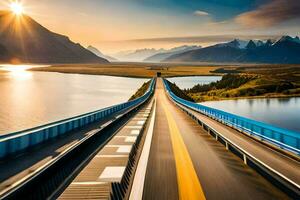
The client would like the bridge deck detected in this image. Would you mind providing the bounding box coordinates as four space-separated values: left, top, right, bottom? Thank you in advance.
142 78 290 199
59 102 153 199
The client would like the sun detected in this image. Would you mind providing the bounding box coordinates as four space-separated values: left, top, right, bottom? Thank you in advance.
10 2 24 15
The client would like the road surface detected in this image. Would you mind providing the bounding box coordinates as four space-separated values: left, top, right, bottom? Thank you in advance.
142 78 290 200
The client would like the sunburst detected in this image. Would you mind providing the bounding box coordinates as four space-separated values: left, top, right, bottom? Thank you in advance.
10 1 24 15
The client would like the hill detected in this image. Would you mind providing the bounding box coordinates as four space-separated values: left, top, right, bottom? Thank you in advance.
164 36 300 64
0 11 108 64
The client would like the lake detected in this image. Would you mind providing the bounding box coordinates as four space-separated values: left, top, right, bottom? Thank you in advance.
201 98 300 133
0 65 148 135
167 76 222 89
168 76 300 133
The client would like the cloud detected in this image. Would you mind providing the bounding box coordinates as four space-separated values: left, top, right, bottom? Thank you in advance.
194 10 209 16
235 0 300 27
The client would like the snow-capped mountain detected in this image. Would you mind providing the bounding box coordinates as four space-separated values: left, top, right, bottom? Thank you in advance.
164 36 300 64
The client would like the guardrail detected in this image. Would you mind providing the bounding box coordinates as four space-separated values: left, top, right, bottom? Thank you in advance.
0 79 155 159
163 79 300 155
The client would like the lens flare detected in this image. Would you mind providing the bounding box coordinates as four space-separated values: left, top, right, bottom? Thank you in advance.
10 2 24 15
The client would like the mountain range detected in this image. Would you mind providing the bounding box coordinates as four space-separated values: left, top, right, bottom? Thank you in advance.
112 48 166 62
0 11 108 64
143 45 201 62
87 46 117 62
164 36 300 64
112 45 202 62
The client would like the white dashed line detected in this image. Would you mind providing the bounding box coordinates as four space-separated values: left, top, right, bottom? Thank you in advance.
96 155 129 158
125 136 137 143
131 130 140 135
99 166 126 182
71 182 105 185
137 120 145 125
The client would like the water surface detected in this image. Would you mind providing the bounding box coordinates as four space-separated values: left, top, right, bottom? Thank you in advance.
167 76 222 89
0 65 148 134
201 98 300 133
167 75 300 133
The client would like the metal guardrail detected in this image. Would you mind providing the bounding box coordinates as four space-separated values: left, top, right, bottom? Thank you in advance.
163 79 300 155
0 79 155 159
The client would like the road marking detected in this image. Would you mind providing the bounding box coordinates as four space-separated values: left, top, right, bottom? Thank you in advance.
125 125 143 129
129 101 156 200
96 155 129 158
71 182 105 185
117 145 132 153
130 130 140 135
162 102 206 200
125 136 137 142
99 166 126 182
137 120 145 125
106 145 131 147
133 117 147 120
106 144 133 153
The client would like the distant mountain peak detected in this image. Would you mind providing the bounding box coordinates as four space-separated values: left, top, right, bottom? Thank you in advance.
164 35 300 64
216 39 249 49
246 40 257 49
276 35 300 44
265 39 273 47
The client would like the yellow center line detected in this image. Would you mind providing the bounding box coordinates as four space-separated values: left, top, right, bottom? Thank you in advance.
162 102 206 200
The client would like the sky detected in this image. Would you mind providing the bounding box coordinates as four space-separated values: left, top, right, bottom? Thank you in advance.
1 0 300 54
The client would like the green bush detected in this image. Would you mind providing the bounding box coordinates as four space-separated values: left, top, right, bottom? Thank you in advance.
129 81 150 101
185 74 256 94
167 80 195 102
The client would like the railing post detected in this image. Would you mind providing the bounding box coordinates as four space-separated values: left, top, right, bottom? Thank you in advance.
225 142 229 150
243 154 247 165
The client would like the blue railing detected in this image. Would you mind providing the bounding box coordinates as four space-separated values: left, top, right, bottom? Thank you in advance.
0 79 155 159
163 79 300 155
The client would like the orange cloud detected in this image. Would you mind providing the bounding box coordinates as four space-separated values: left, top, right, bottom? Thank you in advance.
235 0 300 27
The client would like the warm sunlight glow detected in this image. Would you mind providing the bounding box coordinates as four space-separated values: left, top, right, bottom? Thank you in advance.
0 65 32 80
10 2 24 15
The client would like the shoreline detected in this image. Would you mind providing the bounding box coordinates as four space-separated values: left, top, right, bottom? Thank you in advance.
29 69 151 79
196 93 300 103
28 64 221 78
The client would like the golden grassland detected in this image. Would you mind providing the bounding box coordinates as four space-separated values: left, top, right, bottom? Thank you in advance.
29 63 224 78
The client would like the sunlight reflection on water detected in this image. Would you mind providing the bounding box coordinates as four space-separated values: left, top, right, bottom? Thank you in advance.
0 67 148 134
0 64 48 80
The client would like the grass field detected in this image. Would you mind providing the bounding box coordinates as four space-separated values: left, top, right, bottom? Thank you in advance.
29 63 224 78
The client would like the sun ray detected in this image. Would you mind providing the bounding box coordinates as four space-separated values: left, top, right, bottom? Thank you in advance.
10 1 24 16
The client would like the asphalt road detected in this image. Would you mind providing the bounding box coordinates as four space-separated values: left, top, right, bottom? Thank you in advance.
142 78 290 200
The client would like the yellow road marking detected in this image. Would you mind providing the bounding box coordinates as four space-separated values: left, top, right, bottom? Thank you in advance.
162 103 206 200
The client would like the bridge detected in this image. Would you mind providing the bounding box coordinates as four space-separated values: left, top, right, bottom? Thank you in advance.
0 78 299 199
